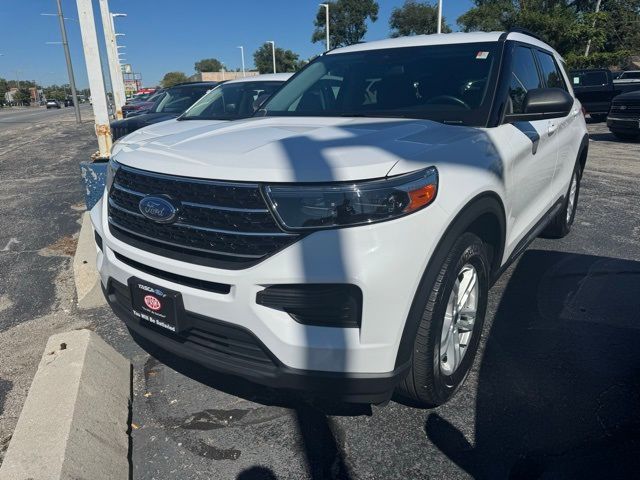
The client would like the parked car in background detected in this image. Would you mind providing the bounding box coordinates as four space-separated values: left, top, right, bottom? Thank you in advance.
614 70 640 84
46 100 61 109
607 90 640 140
64 98 74 107
569 68 615 122
110 82 217 140
122 89 166 118
115 74 292 142
97 30 588 407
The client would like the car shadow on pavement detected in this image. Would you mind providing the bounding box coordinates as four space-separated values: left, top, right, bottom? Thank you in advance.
425 249 640 479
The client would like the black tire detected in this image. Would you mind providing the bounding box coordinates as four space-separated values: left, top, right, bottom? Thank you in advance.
541 162 581 238
590 114 607 122
611 131 640 142
396 232 490 407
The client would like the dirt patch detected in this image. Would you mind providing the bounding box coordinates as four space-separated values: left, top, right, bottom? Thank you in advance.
42 235 78 257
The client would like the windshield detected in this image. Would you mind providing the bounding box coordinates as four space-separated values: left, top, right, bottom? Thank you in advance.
620 71 640 79
151 85 214 114
181 81 284 120
261 42 499 126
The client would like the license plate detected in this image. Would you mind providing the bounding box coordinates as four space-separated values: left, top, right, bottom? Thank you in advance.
128 278 182 333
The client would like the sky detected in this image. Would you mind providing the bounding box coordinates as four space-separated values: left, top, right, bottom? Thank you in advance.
0 0 474 89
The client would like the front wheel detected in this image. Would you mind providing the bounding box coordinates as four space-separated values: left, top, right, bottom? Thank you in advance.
397 233 490 407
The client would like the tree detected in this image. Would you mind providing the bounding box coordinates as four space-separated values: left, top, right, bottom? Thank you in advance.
161 71 189 88
389 0 451 37
0 78 8 107
253 43 301 74
194 58 223 73
457 0 640 69
14 88 31 106
312 0 379 48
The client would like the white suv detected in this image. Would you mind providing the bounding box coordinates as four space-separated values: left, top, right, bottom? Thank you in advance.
93 30 588 407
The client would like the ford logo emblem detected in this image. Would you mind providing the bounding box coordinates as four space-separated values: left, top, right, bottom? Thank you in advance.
139 195 179 224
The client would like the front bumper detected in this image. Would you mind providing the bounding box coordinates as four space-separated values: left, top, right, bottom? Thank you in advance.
607 116 640 133
104 278 407 403
92 191 449 400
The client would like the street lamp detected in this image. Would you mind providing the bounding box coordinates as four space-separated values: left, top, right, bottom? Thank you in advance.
237 46 245 77
437 0 443 34
40 1 81 122
267 41 276 74
319 4 330 51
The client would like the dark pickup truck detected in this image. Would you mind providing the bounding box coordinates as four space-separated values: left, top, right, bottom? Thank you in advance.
570 69 616 122
570 68 640 122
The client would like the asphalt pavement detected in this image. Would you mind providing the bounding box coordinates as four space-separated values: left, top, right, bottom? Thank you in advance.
0 109 639 479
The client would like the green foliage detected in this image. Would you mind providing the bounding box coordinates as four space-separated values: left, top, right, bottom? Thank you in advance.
194 58 223 73
253 43 301 74
43 84 70 101
312 0 379 47
0 78 7 106
565 50 633 69
389 0 452 37
161 71 189 88
457 0 640 69
14 88 31 105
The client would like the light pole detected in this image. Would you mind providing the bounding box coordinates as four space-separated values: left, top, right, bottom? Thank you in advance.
267 41 276 74
41 1 81 122
237 46 245 77
103 8 127 117
319 4 330 51
437 0 443 34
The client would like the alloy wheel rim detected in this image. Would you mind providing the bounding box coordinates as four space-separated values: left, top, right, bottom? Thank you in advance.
440 263 479 376
566 172 578 224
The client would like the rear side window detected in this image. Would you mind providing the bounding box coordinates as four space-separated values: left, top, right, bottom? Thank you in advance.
536 51 566 90
571 71 608 87
508 46 543 114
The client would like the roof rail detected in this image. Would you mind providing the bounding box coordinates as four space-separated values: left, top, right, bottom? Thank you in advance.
507 27 545 43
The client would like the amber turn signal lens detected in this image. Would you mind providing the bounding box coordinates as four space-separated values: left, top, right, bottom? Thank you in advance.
405 184 437 212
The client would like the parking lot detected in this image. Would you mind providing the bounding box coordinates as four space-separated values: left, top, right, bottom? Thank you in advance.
0 108 639 479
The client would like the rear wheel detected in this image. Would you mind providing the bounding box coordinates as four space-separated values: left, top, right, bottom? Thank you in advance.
542 162 581 238
397 233 489 407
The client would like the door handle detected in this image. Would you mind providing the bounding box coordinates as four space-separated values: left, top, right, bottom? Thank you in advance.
548 121 558 136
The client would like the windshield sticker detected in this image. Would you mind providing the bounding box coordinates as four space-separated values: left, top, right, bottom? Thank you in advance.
476 51 490 60
573 77 580 84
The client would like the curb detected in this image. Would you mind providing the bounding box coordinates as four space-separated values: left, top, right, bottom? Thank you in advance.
0 330 131 480
73 211 106 309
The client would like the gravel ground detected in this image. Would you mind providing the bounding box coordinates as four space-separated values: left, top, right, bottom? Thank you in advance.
0 110 639 479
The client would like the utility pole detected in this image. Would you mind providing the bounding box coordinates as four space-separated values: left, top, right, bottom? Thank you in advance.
98 0 124 119
319 4 330 51
55 0 81 122
437 0 443 34
237 46 245 77
584 0 602 57
76 0 111 158
267 41 276 74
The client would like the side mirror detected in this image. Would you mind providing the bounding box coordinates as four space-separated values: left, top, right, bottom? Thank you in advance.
506 88 573 122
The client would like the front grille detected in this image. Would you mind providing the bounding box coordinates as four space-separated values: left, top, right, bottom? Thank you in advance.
108 165 298 269
108 279 277 371
111 125 131 141
610 100 640 118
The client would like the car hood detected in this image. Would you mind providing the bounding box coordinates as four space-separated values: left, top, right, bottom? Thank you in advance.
115 119 229 146
112 116 490 183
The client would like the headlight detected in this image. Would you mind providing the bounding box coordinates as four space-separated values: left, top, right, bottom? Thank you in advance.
264 167 438 230
105 159 120 193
